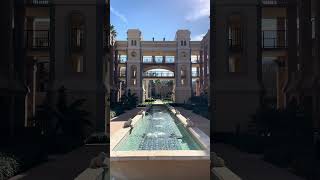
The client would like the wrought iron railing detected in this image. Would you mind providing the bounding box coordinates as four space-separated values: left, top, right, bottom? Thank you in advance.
228 28 242 50
262 0 288 6
25 30 50 49
143 71 174 78
25 0 50 6
262 30 287 49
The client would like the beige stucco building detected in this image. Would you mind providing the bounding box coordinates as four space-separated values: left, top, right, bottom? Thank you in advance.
1 0 111 137
113 29 210 103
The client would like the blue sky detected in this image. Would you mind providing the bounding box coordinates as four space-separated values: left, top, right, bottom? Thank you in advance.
111 0 210 41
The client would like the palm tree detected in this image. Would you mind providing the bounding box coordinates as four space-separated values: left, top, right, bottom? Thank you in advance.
110 24 117 45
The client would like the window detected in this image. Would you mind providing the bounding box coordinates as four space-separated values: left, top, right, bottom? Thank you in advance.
228 14 242 49
70 13 85 49
228 55 241 73
131 65 137 78
184 41 187 46
181 79 185 85
181 41 183 46
71 55 84 73
134 40 137 46
155 56 163 63
165 56 175 63
143 56 152 63
191 55 198 63
119 55 127 63
36 60 50 92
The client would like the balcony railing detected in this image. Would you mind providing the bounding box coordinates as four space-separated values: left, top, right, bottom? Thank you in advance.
228 28 242 50
143 71 174 78
262 30 287 49
262 0 288 6
25 30 50 49
25 0 51 6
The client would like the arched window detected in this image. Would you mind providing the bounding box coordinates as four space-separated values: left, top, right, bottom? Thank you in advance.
184 40 187 46
69 13 85 73
131 65 137 78
70 13 85 50
228 14 242 50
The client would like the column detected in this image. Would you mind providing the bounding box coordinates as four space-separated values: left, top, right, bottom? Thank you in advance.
284 0 298 102
298 0 312 84
199 50 204 92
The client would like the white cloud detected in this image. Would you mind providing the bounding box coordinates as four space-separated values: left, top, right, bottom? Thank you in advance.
192 33 206 41
111 6 128 25
185 0 210 22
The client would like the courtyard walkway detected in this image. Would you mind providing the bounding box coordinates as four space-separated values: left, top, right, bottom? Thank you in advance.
9 146 106 180
176 107 304 180
110 108 144 135
213 143 305 180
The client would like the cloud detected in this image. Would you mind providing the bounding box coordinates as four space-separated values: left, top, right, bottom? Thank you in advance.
185 0 210 22
192 33 206 41
111 6 128 25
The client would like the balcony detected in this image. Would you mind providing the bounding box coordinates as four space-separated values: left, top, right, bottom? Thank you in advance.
262 0 288 6
228 28 242 51
25 0 51 6
25 30 50 50
143 71 174 78
262 30 287 49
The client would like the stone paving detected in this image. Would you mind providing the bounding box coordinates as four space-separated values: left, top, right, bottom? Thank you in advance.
9 145 107 180
174 106 305 180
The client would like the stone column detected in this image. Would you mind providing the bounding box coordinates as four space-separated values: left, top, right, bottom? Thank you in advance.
298 0 312 86
314 0 320 131
284 0 298 103
199 50 204 92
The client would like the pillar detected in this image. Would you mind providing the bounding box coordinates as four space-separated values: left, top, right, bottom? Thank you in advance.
284 0 298 103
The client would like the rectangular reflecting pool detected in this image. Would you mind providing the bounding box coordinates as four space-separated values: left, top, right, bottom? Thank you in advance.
110 104 210 180
114 105 202 151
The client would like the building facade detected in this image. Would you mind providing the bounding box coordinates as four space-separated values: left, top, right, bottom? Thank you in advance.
1 0 111 137
113 29 210 103
213 0 320 133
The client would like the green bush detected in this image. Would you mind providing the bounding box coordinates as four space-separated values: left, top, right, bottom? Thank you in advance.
110 110 117 119
0 153 20 180
145 99 155 103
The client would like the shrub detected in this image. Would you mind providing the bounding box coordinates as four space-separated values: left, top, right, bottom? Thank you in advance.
0 153 20 180
110 111 117 119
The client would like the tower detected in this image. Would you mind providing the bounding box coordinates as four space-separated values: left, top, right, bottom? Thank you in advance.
175 30 192 103
126 29 143 102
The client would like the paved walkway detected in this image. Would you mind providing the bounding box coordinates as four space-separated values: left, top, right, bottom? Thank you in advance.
213 143 305 180
176 107 210 136
110 108 144 136
175 107 304 180
10 145 107 180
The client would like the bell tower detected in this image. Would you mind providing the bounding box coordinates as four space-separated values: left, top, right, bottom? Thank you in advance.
175 30 192 103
